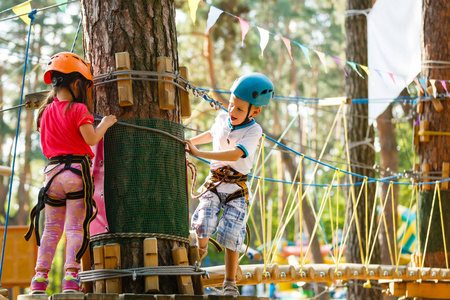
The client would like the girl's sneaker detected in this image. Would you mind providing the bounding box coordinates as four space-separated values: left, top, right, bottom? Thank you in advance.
62 271 83 293
30 272 49 294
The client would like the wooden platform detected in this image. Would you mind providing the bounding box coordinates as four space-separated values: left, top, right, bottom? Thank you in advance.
18 294 270 300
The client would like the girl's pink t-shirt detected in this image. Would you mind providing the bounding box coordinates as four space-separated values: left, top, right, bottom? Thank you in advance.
40 97 95 159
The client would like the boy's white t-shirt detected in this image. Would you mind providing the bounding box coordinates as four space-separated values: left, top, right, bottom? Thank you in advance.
207 111 262 194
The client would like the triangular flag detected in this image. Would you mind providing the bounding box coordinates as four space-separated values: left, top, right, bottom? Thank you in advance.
55 0 66 13
280 36 293 61
429 79 437 98
332 57 347 77
12 0 32 26
360 65 373 85
205 6 223 34
257 27 270 56
440 80 449 97
375 69 387 87
418 78 427 96
413 77 424 94
297 43 311 68
388 73 396 84
237 17 250 46
314 50 327 73
346 61 364 78
188 0 201 24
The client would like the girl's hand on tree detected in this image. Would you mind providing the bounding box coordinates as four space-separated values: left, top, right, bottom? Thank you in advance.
184 140 201 157
101 115 117 128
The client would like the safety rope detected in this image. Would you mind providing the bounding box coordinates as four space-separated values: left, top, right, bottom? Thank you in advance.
421 182 439 271
79 265 207 282
70 19 82 53
0 9 36 285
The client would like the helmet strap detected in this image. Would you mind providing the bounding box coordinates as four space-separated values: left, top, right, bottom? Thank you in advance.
234 103 254 128
67 85 78 102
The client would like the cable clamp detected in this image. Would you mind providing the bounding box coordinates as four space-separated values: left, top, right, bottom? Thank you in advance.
132 270 137 281
107 66 114 79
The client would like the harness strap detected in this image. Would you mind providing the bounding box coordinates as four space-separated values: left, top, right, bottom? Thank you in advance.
25 154 96 263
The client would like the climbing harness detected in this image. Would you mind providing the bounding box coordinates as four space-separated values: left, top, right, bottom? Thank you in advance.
25 154 96 263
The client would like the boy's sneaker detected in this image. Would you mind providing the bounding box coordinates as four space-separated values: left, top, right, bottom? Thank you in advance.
62 271 83 293
223 281 240 296
29 273 49 294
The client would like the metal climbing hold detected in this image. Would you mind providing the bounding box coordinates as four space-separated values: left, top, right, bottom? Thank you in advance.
132 270 137 281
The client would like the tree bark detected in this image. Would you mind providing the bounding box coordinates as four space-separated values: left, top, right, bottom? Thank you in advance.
345 0 381 299
413 0 450 277
81 0 187 294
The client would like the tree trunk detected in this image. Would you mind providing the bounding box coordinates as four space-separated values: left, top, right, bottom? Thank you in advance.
81 0 188 294
376 105 398 266
413 0 450 276
345 0 381 299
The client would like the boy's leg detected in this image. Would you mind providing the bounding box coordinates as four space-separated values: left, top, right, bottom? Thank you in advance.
225 248 239 281
191 191 221 263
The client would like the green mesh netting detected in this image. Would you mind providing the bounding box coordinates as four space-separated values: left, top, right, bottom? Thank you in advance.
102 119 188 239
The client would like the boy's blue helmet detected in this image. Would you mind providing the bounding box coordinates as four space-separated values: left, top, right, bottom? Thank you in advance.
230 73 274 107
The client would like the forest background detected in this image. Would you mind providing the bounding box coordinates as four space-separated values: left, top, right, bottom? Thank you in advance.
0 0 416 295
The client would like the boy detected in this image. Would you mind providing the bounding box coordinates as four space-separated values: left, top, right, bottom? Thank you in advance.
185 73 274 295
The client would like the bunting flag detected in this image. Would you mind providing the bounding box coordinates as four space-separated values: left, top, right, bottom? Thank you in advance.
429 79 437 98
441 80 449 96
297 43 312 68
388 73 396 84
346 61 364 78
205 6 223 34
315 50 327 73
418 78 427 96
360 65 373 84
55 0 67 13
257 27 270 56
237 17 250 46
375 69 387 87
413 77 424 94
11 0 32 26
188 0 201 24
332 57 347 77
280 36 293 61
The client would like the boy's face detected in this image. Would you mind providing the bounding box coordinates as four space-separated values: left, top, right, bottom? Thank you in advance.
228 94 261 126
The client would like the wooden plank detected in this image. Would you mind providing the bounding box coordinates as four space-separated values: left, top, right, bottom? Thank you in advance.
422 163 432 191
442 162 450 190
17 295 48 300
86 293 120 300
406 282 450 299
420 121 430 142
93 245 106 293
0 289 8 298
154 295 175 300
180 66 191 119
157 57 175 110
144 238 159 293
120 294 155 300
188 245 205 295
0 166 11 177
173 295 204 300
172 247 195 294
426 85 444 112
81 242 93 293
50 294 85 300
115 52 134 107
104 243 122 294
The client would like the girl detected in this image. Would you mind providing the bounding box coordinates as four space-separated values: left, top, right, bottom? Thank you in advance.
25 52 117 294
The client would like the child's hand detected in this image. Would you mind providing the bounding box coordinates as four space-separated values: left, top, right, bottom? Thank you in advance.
101 115 117 128
184 140 201 157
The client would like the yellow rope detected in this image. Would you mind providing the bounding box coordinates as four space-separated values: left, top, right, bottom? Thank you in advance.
437 182 449 269
391 181 398 267
261 139 267 272
418 130 450 137
336 181 366 264
415 184 422 268
300 170 339 270
379 183 395 266
342 108 366 264
365 180 380 265
421 182 439 270
335 170 340 266
365 176 369 265
299 165 304 267
367 183 394 268
248 180 262 246
267 156 304 265
396 185 417 273
327 182 335 265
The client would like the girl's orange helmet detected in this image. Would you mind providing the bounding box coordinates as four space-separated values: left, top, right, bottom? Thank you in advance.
43 52 93 88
